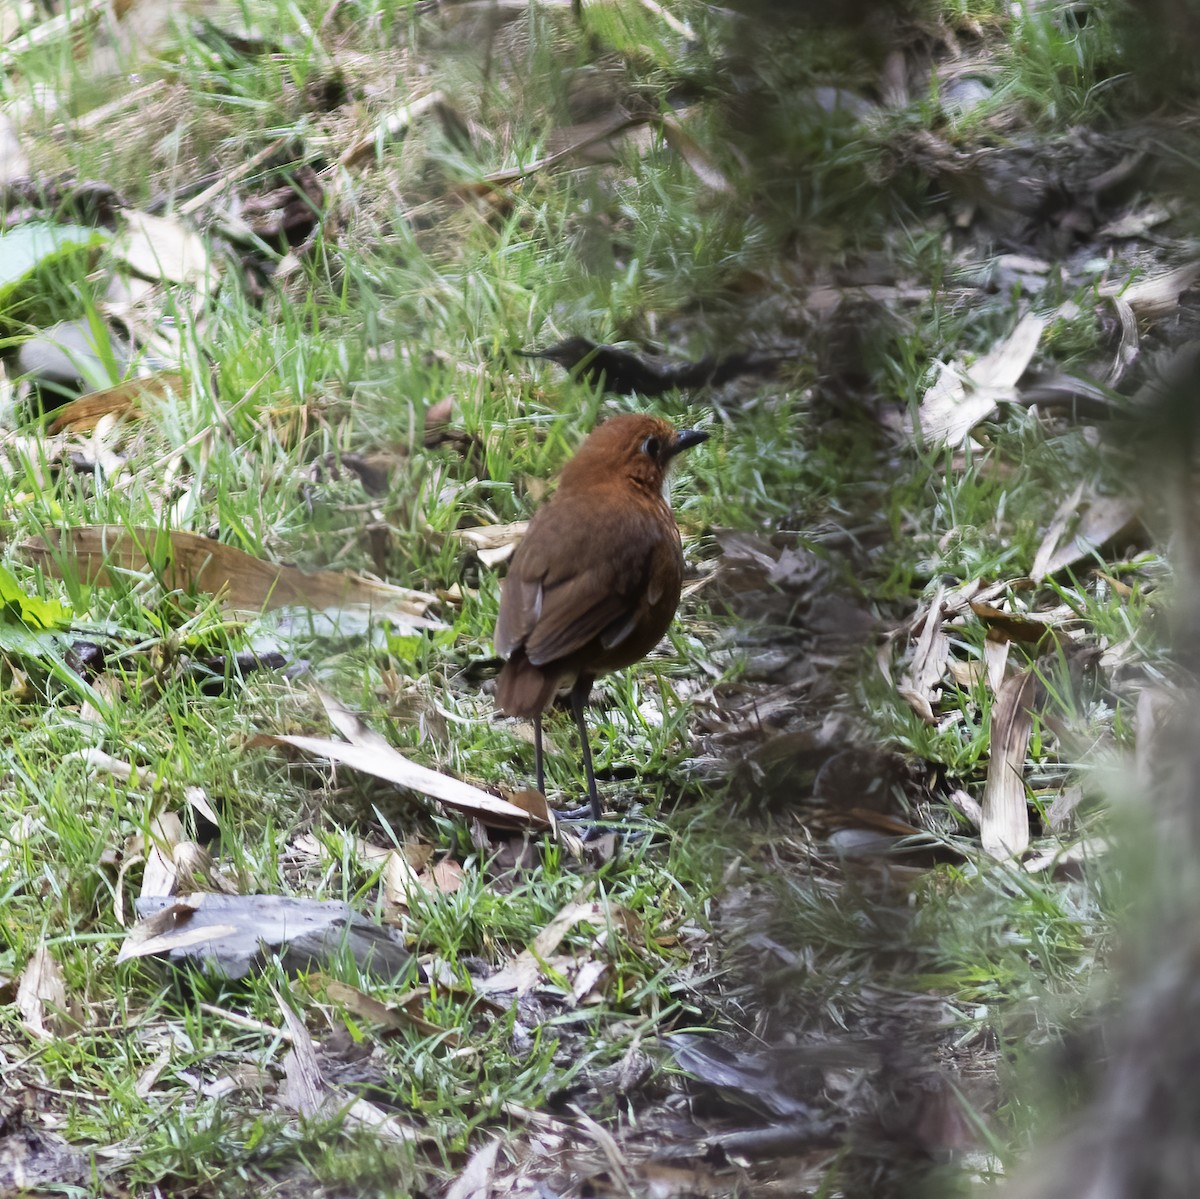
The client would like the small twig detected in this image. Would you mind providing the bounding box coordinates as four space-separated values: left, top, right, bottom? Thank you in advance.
179 136 289 217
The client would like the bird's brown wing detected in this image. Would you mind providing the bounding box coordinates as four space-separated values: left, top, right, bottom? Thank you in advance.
495 495 654 667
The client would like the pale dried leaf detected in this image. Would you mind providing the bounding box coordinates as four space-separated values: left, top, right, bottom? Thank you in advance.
455 522 528 568
899 587 949 721
1022 837 1111 874
114 210 218 298
316 689 395 751
276 988 324 1117
917 313 1046 448
983 638 1010 694
477 888 599 995
141 811 184 899
22 526 441 622
1099 201 1176 239
183 786 220 826
0 112 29 184
116 905 238 964
660 114 733 194
0 813 44 869
272 733 551 830
981 669 1038 859
1101 259 1200 318
445 1139 502 1199
946 788 983 827
16 945 67 1038
1031 492 1142 582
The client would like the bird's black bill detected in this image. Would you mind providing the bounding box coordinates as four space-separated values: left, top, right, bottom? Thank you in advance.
668 428 709 458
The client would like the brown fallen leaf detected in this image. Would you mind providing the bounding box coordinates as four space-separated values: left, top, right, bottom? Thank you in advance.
981 668 1040 859
48 371 186 434
304 974 457 1043
970 599 1058 646
21 526 441 623
660 114 733 194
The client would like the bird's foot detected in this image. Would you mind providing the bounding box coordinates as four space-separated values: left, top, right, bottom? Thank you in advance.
553 803 657 846
554 802 607 842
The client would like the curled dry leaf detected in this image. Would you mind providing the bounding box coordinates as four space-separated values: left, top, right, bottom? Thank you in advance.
898 586 950 722
917 312 1046 448
969 599 1059 647
981 668 1040 859
16 944 67 1039
1100 259 1200 319
48 371 186 434
21 526 442 624
455 522 528 568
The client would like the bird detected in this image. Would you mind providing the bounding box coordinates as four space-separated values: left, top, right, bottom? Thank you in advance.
494 413 709 828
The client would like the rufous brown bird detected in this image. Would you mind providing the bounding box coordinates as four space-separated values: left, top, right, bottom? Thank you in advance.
494 413 709 827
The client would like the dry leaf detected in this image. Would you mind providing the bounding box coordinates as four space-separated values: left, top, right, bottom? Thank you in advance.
660 114 733 194
141 811 184 898
970 600 1058 646
21 526 441 623
445 1140 502 1199
113 210 218 298
981 669 1039 859
48 371 186 434
305 974 456 1042
898 587 950 722
455 522 528 568
918 313 1046 448
336 91 447 170
1031 491 1143 582
1100 260 1200 318
271 733 551 831
16 944 67 1039
275 985 420 1140
1022 837 1111 874
477 886 598 996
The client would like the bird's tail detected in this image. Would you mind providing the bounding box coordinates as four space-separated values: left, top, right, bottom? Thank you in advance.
495 650 561 717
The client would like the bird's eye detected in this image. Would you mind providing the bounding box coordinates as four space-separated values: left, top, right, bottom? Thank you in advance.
641 436 661 459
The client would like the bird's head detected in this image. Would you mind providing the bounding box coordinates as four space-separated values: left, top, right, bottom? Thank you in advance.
559 413 709 496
